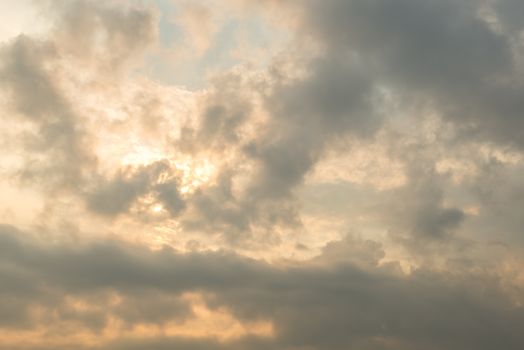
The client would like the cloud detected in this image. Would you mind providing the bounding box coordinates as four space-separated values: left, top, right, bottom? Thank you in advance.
300 0 524 149
86 160 185 218
0 0 158 193
1 224 524 349
384 161 465 242
47 0 158 72
247 56 380 196
174 53 383 240
0 35 94 190
2 1 524 349
176 2 218 56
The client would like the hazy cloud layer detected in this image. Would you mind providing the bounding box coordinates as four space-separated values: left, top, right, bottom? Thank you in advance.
1 0 524 349
1 225 523 350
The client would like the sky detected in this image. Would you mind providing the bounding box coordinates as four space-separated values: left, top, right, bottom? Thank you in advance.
1 0 524 349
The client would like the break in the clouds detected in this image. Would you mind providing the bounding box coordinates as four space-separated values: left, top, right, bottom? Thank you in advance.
1 0 524 349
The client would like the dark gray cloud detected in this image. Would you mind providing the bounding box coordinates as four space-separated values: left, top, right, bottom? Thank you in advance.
86 167 152 216
0 35 93 191
155 180 186 216
492 0 524 33
177 0 519 241
177 54 382 240
105 336 273 350
86 160 185 217
173 0 524 246
464 158 524 249
247 56 380 199
384 161 465 242
1 224 524 350
181 170 252 235
301 0 524 149
192 71 255 151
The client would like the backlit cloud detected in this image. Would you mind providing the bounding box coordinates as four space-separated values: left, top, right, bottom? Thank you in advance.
1 0 524 349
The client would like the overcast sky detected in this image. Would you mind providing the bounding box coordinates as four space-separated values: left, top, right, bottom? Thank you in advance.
1 0 524 349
